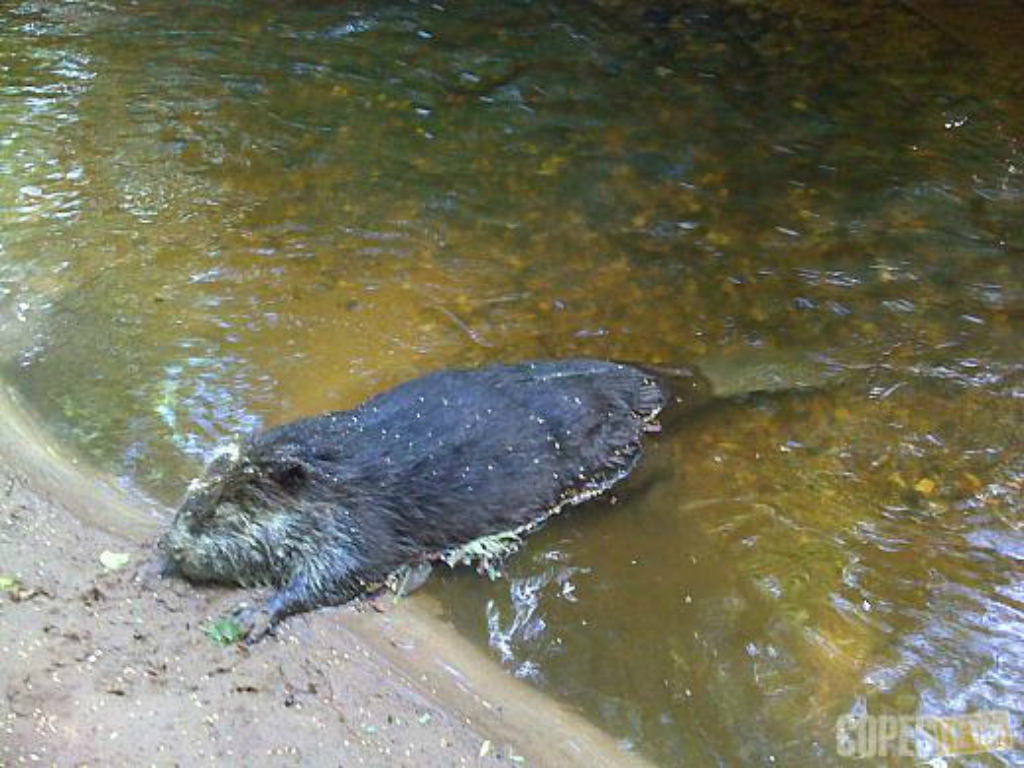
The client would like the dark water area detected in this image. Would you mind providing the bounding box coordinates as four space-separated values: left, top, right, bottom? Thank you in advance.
1 1 1021 764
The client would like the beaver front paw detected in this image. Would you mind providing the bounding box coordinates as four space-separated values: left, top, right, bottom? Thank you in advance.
231 603 278 644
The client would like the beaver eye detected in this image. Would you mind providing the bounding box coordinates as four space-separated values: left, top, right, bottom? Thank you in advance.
183 493 215 519
180 477 225 519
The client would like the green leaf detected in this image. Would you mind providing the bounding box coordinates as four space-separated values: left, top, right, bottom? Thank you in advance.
204 616 246 646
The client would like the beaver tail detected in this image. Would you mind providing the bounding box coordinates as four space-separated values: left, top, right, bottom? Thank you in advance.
626 352 841 428
619 362 716 426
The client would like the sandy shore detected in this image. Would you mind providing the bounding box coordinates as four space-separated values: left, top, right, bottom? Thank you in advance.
0 382 647 767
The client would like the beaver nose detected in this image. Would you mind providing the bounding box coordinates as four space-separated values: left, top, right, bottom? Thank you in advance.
157 544 185 578
158 555 183 579
157 533 170 553
156 531 187 577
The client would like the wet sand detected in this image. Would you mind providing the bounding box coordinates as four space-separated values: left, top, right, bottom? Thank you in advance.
0 383 646 767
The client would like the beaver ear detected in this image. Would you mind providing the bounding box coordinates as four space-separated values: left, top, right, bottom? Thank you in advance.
267 458 309 494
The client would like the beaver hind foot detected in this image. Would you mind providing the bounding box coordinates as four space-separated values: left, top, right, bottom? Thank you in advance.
160 359 712 639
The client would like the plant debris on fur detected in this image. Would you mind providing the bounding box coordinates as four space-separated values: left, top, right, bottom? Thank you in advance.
441 529 525 580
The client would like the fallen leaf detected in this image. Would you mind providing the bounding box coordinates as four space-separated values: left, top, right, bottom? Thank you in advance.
0 574 20 592
100 551 130 571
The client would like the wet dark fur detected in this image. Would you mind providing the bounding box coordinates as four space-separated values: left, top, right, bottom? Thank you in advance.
160 359 712 635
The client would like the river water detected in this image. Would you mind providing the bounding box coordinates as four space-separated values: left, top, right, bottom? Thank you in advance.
1 1 1021 764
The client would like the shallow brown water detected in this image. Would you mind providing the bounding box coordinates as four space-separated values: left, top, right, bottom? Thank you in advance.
1 1 1021 764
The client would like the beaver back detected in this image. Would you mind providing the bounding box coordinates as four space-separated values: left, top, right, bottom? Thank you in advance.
245 359 706 567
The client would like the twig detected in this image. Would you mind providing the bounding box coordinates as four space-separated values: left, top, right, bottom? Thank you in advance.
429 304 492 348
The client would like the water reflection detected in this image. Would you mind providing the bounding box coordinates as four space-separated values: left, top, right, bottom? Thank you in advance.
0 1 1021 764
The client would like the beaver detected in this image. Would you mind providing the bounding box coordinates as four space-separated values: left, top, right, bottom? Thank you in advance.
159 359 714 639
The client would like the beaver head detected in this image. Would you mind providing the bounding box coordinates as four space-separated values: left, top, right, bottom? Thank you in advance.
159 440 325 588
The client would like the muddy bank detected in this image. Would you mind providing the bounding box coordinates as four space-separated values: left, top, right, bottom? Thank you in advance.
0 383 646 767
